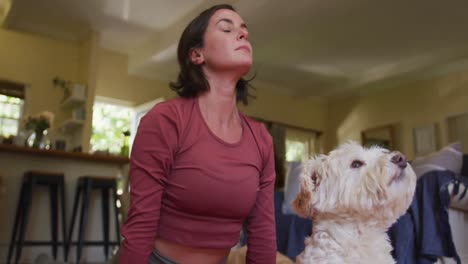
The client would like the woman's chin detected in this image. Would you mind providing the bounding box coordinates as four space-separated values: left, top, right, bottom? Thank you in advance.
236 61 253 75
213 60 252 75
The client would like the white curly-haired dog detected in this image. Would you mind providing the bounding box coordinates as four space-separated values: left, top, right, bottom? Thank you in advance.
293 141 416 264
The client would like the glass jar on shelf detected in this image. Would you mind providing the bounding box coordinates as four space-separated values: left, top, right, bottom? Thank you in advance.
27 129 51 149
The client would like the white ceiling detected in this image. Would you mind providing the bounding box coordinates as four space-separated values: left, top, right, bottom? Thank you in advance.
4 0 468 99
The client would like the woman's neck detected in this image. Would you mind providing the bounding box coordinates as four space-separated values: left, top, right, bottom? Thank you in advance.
198 91 239 128
198 71 240 126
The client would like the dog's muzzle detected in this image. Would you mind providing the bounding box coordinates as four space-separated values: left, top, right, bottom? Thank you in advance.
388 152 409 185
391 152 407 169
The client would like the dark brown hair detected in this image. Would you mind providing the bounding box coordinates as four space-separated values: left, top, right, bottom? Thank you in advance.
169 4 254 105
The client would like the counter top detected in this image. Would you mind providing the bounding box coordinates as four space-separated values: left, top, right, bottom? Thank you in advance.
0 144 129 165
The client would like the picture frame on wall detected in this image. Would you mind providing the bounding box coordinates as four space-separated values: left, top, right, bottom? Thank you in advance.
361 124 395 150
413 124 437 157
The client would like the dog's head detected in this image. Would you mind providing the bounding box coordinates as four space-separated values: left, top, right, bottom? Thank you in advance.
293 141 416 225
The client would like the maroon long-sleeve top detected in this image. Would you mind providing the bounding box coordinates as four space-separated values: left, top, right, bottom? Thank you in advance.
120 97 277 263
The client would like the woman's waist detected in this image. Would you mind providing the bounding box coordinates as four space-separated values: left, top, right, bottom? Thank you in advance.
154 238 230 264
158 205 244 244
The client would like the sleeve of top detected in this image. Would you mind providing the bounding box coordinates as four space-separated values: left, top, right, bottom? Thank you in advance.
120 104 180 263
245 124 277 264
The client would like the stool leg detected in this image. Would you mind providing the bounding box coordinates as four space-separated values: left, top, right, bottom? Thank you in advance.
49 184 58 260
101 188 110 260
77 180 91 263
59 179 68 262
15 179 34 263
67 181 82 262
7 182 27 264
112 186 121 245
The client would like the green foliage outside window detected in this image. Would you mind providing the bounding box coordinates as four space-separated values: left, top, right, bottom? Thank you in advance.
90 102 133 154
0 94 23 137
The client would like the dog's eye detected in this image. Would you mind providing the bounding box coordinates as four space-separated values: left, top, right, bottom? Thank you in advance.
351 160 365 168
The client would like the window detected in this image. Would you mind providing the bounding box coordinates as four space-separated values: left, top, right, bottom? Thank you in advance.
258 119 321 189
284 128 318 188
90 97 164 156
0 80 25 138
0 95 23 137
90 100 133 155
447 112 468 152
285 128 317 162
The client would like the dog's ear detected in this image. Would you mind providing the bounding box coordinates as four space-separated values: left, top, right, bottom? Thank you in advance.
293 171 320 218
293 178 312 218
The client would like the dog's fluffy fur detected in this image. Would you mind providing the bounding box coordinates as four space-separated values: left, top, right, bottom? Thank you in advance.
226 246 294 264
293 142 416 264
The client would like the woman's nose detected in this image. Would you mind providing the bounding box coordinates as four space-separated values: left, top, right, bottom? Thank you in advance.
237 29 248 41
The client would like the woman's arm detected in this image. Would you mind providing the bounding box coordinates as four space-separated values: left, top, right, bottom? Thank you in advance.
120 104 179 263
245 125 277 264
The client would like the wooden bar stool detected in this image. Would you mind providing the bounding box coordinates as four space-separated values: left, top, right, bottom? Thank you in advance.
7 170 67 264
67 176 121 263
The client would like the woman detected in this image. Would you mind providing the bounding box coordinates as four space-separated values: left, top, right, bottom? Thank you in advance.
120 4 277 264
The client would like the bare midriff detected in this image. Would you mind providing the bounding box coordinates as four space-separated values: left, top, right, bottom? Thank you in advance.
154 238 230 264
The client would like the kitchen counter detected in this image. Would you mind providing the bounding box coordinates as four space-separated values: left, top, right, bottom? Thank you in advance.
0 144 129 165
0 144 129 262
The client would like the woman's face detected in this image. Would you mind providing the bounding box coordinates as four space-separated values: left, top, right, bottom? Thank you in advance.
194 9 252 75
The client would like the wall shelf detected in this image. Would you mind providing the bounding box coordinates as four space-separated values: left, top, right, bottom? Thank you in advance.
0 143 129 164
61 95 85 108
60 119 84 133
60 84 86 109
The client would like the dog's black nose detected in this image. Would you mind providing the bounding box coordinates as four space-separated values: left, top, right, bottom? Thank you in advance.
391 152 407 169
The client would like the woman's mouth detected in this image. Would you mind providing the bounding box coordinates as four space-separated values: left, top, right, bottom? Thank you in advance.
236 45 251 52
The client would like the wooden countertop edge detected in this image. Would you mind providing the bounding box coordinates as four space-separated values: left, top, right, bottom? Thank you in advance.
0 144 129 165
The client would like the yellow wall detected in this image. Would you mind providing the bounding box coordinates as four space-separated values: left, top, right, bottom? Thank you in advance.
241 88 327 132
4 26 468 160
95 49 174 105
0 28 79 125
0 29 328 149
95 49 328 132
326 71 468 158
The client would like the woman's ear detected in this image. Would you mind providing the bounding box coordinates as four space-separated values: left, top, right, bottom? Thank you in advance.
190 48 204 65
